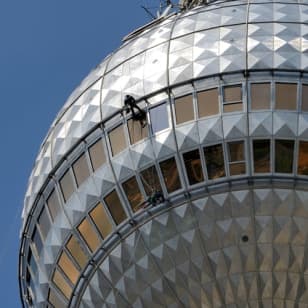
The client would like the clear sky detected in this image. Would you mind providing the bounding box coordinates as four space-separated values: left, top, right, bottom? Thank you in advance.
0 0 157 306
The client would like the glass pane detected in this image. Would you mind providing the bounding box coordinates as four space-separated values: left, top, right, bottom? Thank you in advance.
174 95 194 124
109 125 126 156
47 190 61 221
223 102 242 113
275 140 294 173
183 149 204 185
251 83 271 110
302 84 308 112
298 141 308 175
159 157 182 193
276 83 297 110
78 218 101 253
253 140 270 173
204 144 225 179
32 227 43 255
197 88 219 117
52 269 72 300
140 166 162 196
122 177 144 212
38 208 51 240
59 171 75 203
89 139 106 171
128 119 148 145
104 190 127 225
66 235 88 268
224 85 242 102
48 289 66 308
28 249 37 276
150 103 169 134
58 251 79 285
229 163 246 175
90 203 113 239
72 154 90 187
228 141 245 162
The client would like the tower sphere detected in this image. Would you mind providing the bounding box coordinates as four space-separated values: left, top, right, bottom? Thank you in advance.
19 0 308 307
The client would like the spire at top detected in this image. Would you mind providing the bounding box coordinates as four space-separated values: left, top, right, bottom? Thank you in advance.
179 0 210 10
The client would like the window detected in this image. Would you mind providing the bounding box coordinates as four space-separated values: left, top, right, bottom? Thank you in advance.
275 83 297 110
204 144 225 179
89 139 106 171
52 269 72 300
302 84 308 112
159 157 182 193
253 139 271 173
66 235 88 268
150 103 169 134
298 141 308 175
122 177 144 212
228 141 246 175
32 227 43 256
183 149 204 185
127 119 148 145
109 124 126 156
72 154 90 187
38 208 51 240
89 203 113 239
28 249 37 276
251 83 271 110
104 190 127 225
174 94 194 124
140 165 162 196
48 289 66 308
58 251 79 285
275 140 294 173
197 88 219 117
223 85 242 112
78 218 101 253
59 170 75 202
47 190 61 221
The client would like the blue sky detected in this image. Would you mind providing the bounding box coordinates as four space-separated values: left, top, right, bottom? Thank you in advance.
0 0 156 306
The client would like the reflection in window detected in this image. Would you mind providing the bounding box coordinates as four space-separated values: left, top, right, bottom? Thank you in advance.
72 154 90 187
58 251 79 285
47 190 61 221
52 269 72 300
150 103 169 134
89 203 113 239
89 139 106 171
197 88 219 117
302 84 308 112
275 83 297 110
228 141 246 175
38 208 51 240
174 95 194 124
140 165 162 196
275 140 294 173
298 141 308 175
251 83 271 110
59 170 75 203
32 227 43 256
78 218 101 253
48 289 66 308
159 157 182 193
104 190 127 225
66 235 88 268
109 125 126 156
223 85 242 112
122 177 144 212
253 139 270 173
204 144 225 179
128 119 148 145
183 149 204 185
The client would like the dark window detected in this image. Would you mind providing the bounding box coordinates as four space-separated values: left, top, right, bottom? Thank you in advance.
140 165 162 196
59 171 75 202
89 139 106 171
109 125 126 156
89 203 113 239
298 141 308 175
204 144 225 179
223 85 242 112
159 157 182 193
174 95 194 124
104 190 127 225
122 176 144 212
47 190 61 221
197 88 219 117
72 154 90 187
253 139 270 173
150 103 169 134
302 84 308 112
275 83 297 110
127 119 148 145
183 149 204 185
228 141 246 176
275 140 294 173
251 83 271 110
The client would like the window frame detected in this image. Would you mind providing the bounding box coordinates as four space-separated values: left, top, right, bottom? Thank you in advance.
222 84 243 113
226 140 247 177
251 138 272 174
149 102 171 135
196 87 220 118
